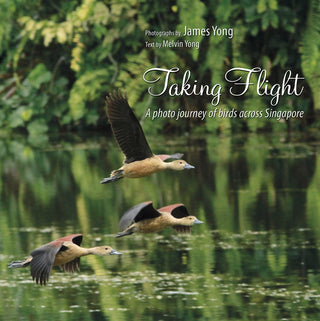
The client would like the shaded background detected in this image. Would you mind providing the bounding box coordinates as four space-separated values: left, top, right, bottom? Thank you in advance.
0 0 319 137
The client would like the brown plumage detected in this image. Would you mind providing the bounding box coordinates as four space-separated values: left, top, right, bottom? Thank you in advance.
116 201 203 237
8 234 121 285
100 90 194 184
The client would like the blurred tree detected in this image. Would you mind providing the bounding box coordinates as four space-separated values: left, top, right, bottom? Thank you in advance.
0 0 316 136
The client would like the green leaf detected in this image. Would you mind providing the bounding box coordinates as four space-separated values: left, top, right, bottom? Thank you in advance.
21 109 33 121
27 119 49 135
56 26 68 43
257 0 267 13
244 6 258 22
269 10 279 28
250 25 259 36
269 0 278 10
34 94 49 108
42 27 56 47
0 109 5 127
68 69 109 120
8 108 24 128
27 63 52 89
93 2 110 24
216 0 232 21
261 12 270 30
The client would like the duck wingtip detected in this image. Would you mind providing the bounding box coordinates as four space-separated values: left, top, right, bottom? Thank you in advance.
106 89 127 103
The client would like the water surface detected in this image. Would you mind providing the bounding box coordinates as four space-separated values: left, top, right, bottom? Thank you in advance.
1 132 320 320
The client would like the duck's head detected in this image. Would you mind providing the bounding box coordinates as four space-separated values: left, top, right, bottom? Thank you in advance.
169 160 195 171
92 246 122 256
180 216 203 226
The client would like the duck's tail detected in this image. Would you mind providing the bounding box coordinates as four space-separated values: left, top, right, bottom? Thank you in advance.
8 258 31 269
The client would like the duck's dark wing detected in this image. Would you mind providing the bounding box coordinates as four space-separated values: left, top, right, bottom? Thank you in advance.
30 243 62 285
158 204 189 218
57 234 83 246
106 90 153 163
71 234 82 246
119 201 160 230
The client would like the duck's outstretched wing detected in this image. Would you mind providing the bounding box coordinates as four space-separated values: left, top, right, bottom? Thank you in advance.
119 201 160 230
106 90 153 163
158 203 189 218
30 243 62 285
58 234 83 246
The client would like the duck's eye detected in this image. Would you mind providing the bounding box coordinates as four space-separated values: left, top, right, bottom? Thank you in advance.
105 247 109 250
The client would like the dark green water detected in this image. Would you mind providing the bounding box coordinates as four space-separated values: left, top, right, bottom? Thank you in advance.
1 132 320 320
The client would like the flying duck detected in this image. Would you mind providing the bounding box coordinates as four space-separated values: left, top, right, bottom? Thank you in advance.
116 201 203 237
8 234 121 285
100 90 194 184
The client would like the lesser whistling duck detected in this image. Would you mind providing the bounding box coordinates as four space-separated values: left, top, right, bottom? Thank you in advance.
8 234 121 285
100 90 195 184
116 201 203 237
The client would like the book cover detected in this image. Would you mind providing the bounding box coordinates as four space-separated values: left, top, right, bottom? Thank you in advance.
0 1 319 321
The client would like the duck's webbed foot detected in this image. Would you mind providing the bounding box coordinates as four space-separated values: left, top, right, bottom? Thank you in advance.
115 226 135 238
100 170 124 184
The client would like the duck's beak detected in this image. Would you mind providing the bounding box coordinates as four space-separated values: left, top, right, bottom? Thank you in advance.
110 249 122 255
184 163 195 169
193 219 203 224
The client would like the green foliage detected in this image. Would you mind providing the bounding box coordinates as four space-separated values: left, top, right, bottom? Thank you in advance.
69 69 109 121
177 0 206 60
27 63 52 89
0 0 318 136
0 62 69 135
301 0 320 109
